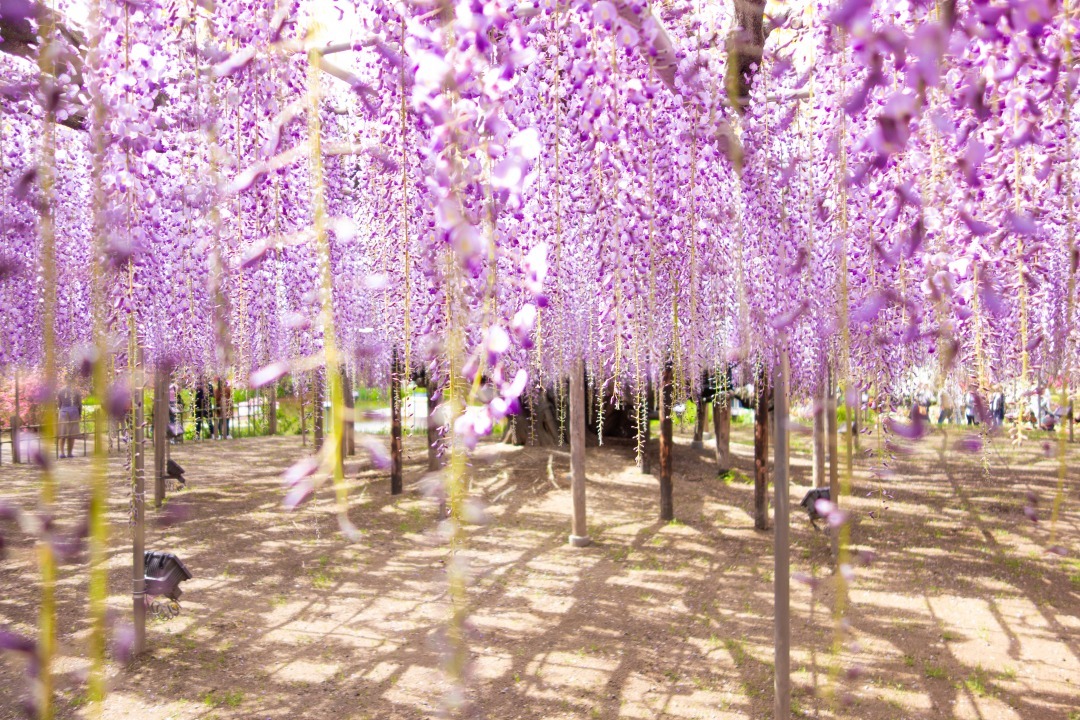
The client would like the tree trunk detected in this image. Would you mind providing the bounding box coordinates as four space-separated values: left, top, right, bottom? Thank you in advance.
691 396 706 449
390 349 403 495
773 354 791 720
153 367 168 508
502 386 566 446
713 395 731 475
659 364 674 522
754 366 769 531
313 370 324 450
812 379 826 488
569 357 590 546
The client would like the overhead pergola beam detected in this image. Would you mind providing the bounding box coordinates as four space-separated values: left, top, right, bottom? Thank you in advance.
0 2 88 131
2 0 777 135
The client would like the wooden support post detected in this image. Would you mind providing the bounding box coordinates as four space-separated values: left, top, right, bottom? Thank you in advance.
341 368 355 456
852 387 861 452
268 380 278 435
12 370 19 464
812 378 826 488
132 363 146 655
659 363 674 522
691 394 706 449
299 374 308 447
713 393 731 475
569 357 590 546
313 370 324 450
754 365 769 531
153 367 167 509
826 365 840 558
390 349 403 495
773 353 791 720
426 376 440 471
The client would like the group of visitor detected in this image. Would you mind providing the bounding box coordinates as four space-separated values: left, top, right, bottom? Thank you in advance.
193 376 233 440
57 377 82 458
915 382 1071 431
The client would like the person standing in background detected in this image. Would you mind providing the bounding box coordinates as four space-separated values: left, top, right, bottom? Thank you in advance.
168 382 181 443
57 377 82 458
215 376 232 439
990 386 1006 427
938 386 954 426
195 378 212 439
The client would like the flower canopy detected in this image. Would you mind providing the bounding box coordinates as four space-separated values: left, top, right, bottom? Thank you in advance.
0 0 1075 410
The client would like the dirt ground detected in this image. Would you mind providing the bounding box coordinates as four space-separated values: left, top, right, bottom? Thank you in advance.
1 421 1078 720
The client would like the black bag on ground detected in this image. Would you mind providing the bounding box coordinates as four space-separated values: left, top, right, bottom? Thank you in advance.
144 551 192 600
166 458 186 484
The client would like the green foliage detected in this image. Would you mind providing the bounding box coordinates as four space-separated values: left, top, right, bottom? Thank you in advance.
959 666 992 697
1067 560 1080 588
923 663 947 680
724 638 748 668
201 690 243 708
728 468 753 485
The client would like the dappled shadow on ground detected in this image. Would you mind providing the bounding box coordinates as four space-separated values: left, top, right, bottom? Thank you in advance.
0 423 1077 719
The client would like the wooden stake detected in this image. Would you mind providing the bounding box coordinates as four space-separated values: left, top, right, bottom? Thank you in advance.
713 376 731 475
426 375 440 471
313 370 324 450
812 377 826 488
390 348 403 495
268 379 278 435
852 387 861 452
773 353 791 720
12 370 19 464
569 357 590 546
1062 395 1071 444
299 373 307 447
132 360 146 655
754 365 769 531
341 367 355 457
826 365 839 558
153 367 167 509
659 363 674 522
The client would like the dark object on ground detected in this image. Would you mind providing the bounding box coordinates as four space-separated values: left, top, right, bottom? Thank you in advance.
800 487 830 530
166 458 186 485
144 551 192 600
